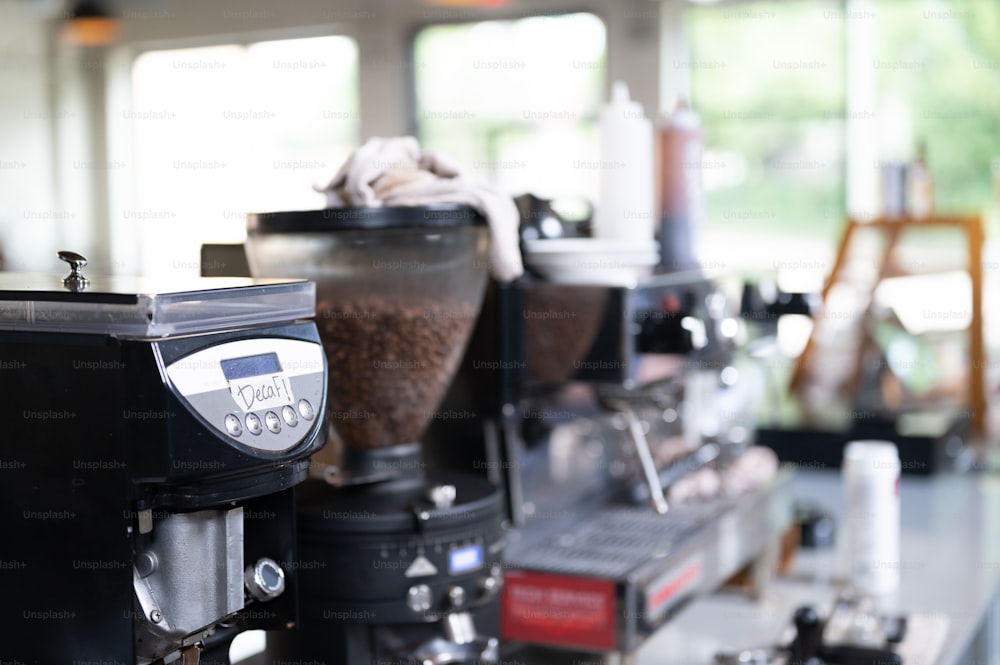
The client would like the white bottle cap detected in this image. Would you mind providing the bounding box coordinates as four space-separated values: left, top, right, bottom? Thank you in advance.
603 80 645 119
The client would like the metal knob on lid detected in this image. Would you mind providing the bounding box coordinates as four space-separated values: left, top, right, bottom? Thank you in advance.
57 250 90 291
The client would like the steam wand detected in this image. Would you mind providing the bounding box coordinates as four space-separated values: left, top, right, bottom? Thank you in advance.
621 407 669 515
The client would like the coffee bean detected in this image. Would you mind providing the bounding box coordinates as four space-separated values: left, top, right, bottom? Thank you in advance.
522 284 608 383
316 297 476 449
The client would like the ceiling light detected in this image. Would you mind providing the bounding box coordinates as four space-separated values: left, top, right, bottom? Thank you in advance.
61 1 120 47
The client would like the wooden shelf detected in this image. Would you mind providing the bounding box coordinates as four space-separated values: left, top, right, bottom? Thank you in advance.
790 215 986 435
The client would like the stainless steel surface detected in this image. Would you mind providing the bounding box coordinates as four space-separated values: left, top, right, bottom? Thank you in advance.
444 611 477 645
502 474 791 654
133 508 245 663
411 635 500 665
507 505 705 578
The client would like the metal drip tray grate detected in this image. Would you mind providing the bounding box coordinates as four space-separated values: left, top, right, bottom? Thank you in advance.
502 477 793 653
507 503 727 578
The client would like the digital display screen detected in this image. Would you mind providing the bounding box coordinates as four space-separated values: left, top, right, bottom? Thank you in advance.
449 545 483 574
221 353 282 381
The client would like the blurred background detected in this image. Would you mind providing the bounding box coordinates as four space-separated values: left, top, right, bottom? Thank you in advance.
1 0 997 278
2 0 1000 425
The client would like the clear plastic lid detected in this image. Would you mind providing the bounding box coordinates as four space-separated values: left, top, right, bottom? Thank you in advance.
0 274 315 338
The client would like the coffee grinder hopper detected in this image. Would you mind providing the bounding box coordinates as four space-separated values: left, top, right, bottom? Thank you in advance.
246 205 490 483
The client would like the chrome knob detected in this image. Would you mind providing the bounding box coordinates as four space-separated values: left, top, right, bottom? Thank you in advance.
447 585 466 608
245 558 286 602
426 484 457 509
406 584 433 613
57 250 89 291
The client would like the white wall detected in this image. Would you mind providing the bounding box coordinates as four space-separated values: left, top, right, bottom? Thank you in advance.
0 0 58 271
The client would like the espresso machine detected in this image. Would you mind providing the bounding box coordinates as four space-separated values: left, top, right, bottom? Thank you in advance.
0 253 327 663
245 206 506 665
425 269 791 663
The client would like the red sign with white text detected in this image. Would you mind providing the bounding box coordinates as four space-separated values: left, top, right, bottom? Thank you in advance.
501 570 617 650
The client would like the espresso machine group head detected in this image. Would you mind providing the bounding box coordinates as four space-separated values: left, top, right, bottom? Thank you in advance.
0 256 327 664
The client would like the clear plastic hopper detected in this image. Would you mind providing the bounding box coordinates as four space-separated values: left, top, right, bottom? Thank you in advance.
245 205 489 479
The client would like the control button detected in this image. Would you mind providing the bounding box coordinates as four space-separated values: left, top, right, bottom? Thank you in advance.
479 575 499 597
264 411 281 434
224 414 243 437
447 585 466 608
135 551 158 578
282 405 299 427
406 584 433 613
245 413 263 436
298 399 315 421
479 564 503 599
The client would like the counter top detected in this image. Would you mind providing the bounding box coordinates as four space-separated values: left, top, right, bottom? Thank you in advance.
637 470 1000 665
237 470 1000 665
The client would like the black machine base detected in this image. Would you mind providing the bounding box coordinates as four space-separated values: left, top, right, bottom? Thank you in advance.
265 469 505 663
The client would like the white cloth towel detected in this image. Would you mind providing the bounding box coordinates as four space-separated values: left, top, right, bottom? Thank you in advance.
317 136 524 282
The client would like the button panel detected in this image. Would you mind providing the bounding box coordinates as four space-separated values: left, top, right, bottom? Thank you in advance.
167 337 325 454
223 400 312 441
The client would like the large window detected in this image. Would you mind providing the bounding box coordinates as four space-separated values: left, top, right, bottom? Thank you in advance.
686 0 1000 277
687 1 846 280
869 0 1000 213
128 35 359 277
413 13 606 202
685 0 1000 407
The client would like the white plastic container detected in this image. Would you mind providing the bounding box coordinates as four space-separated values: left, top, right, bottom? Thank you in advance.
842 440 901 596
593 81 655 244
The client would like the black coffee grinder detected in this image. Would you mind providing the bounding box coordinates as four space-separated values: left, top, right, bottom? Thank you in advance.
0 253 328 663
246 207 506 664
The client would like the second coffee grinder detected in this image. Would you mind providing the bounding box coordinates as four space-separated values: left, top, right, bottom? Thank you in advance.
246 205 506 664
